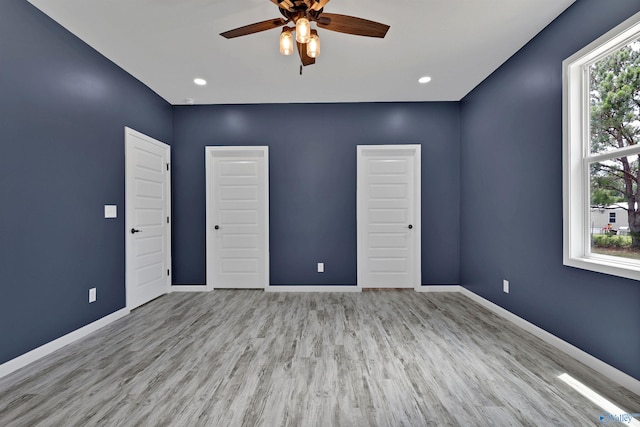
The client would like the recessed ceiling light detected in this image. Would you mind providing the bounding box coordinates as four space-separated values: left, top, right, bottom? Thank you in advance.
194 78 207 86
418 76 432 84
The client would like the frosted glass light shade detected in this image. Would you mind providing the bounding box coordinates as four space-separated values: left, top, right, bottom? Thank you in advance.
307 31 320 58
296 17 310 44
280 30 294 55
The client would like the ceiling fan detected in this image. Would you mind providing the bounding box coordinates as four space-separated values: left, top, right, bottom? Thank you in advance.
220 0 390 67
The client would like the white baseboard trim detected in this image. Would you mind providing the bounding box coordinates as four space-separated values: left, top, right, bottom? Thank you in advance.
0 308 130 380
416 285 462 293
459 287 640 395
171 285 210 293
267 285 361 293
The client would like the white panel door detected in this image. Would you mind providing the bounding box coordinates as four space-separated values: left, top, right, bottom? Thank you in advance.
206 147 269 289
125 127 171 309
357 145 421 288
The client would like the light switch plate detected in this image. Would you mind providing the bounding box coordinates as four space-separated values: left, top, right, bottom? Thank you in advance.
104 205 117 218
503 279 509 294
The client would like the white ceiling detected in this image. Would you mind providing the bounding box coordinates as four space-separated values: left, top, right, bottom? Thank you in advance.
26 0 576 105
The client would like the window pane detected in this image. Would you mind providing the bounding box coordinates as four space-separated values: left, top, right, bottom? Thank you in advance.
589 38 640 155
590 156 640 259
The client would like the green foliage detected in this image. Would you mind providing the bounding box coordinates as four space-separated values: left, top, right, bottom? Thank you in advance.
590 43 640 154
590 180 625 206
592 234 632 248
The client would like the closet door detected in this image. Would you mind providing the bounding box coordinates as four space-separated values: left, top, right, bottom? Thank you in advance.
206 147 269 289
357 145 421 289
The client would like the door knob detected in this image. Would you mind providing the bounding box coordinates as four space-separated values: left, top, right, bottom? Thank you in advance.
214 225 220 230
408 224 413 229
131 228 142 234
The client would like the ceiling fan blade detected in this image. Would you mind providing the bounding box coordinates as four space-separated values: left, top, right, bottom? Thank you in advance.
316 13 389 38
220 18 287 39
310 0 331 11
297 41 316 66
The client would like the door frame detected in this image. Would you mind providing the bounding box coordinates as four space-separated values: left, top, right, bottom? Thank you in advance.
125 127 172 309
356 144 422 291
205 146 270 291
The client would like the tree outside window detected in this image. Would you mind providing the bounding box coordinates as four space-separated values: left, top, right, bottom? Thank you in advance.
589 38 640 260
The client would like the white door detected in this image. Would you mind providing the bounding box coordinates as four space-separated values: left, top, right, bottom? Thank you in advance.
125 127 171 309
357 145 421 289
206 147 269 289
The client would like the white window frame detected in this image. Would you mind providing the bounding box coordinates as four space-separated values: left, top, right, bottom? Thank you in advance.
563 11 640 281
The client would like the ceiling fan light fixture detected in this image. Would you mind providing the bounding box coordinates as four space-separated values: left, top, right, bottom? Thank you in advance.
220 1 390 67
307 30 320 58
280 28 294 56
295 17 311 44
418 76 432 84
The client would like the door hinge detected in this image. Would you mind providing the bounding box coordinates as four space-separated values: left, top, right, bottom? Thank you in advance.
167 269 170 276
167 216 170 224
166 163 170 171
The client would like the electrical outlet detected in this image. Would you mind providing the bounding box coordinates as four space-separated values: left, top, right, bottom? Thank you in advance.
89 287 97 303
503 280 509 294
317 262 324 273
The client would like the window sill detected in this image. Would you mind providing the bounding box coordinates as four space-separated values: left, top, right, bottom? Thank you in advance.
564 255 640 281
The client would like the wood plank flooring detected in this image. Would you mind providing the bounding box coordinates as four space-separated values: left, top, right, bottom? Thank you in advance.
0 291 638 426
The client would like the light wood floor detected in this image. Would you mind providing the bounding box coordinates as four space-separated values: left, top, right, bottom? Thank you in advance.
0 291 638 426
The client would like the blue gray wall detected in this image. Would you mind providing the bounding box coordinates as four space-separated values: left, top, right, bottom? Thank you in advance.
172 103 461 286
460 0 640 380
3 0 638 385
0 0 172 364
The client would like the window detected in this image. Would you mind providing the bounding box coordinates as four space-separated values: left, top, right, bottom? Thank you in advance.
564 12 640 280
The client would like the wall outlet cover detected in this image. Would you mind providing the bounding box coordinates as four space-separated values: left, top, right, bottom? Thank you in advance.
89 288 97 303
104 205 117 218
503 280 509 294
317 262 324 273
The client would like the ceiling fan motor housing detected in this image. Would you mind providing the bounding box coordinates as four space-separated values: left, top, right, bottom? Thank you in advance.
278 3 323 22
